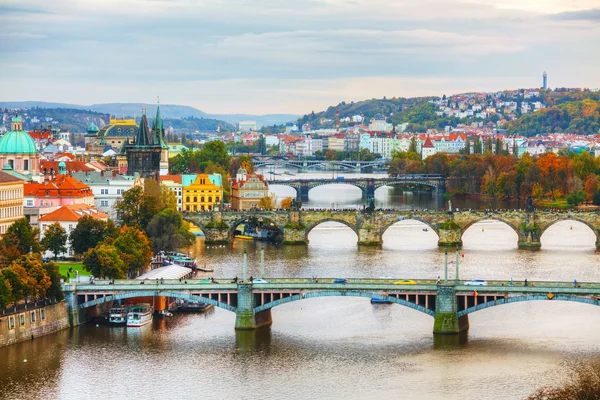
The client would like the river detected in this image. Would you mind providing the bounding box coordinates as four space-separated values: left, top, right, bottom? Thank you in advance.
1 180 599 400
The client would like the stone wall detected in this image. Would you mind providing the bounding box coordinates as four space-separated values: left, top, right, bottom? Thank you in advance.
0 301 69 347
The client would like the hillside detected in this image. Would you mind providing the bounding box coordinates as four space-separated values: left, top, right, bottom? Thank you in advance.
0 101 297 127
505 99 600 136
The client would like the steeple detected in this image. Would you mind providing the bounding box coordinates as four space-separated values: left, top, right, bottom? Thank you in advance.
135 107 152 146
152 97 167 148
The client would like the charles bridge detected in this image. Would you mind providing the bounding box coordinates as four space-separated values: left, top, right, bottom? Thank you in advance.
184 209 600 250
253 158 388 172
266 175 446 201
64 278 600 337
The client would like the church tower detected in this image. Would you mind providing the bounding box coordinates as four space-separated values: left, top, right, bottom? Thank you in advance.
125 108 161 179
151 99 169 175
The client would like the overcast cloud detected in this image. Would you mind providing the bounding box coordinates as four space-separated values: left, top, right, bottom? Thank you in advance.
0 0 598 114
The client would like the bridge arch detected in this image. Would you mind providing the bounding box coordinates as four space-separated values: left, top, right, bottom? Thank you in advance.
77 290 236 312
253 290 435 316
305 219 359 242
460 217 521 247
380 218 440 238
227 216 283 240
539 219 599 248
457 294 599 318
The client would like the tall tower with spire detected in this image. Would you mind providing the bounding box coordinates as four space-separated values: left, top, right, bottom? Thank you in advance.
123 107 162 179
151 98 169 175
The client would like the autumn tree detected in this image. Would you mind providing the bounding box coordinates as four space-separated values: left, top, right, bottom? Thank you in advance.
41 223 68 260
0 218 40 257
109 226 154 276
280 197 293 209
258 193 277 210
584 174 599 203
13 255 51 299
83 244 127 279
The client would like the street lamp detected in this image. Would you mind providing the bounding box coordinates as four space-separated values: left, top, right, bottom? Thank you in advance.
444 248 448 284
455 245 460 283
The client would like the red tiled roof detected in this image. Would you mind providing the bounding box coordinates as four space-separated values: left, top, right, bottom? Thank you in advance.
422 137 435 148
40 161 94 173
24 175 93 198
160 175 182 184
39 204 108 222
0 170 22 183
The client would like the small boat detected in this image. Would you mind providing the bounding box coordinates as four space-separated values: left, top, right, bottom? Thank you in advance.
197 264 214 272
177 301 214 312
127 304 153 327
108 306 128 324
423 228 428 232
370 298 392 304
234 234 254 240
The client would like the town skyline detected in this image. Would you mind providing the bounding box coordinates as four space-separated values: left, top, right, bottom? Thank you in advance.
1 0 599 114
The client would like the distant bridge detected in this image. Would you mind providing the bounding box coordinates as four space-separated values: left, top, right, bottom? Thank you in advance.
253 158 388 172
267 175 446 201
183 209 600 249
64 278 600 336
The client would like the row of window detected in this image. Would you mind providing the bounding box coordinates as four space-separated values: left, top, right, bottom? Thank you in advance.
7 309 46 329
100 189 125 195
5 159 31 171
0 188 23 201
0 205 22 219
184 196 219 203
186 205 213 211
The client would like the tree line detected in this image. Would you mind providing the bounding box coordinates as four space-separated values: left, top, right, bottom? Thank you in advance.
389 149 600 206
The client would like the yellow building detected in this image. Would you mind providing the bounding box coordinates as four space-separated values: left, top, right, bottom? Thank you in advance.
183 174 223 212
0 168 24 236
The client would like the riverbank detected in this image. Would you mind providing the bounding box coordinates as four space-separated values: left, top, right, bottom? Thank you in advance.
0 301 69 348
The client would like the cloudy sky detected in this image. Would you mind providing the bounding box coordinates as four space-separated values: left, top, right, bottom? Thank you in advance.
0 0 599 114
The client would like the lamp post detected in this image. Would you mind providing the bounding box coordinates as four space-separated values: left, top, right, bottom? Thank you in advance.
455 245 460 283
444 249 448 284
260 245 265 279
243 248 247 283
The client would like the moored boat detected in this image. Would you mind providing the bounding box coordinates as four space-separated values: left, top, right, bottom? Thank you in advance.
127 304 153 327
370 298 392 304
108 306 128 324
177 301 214 312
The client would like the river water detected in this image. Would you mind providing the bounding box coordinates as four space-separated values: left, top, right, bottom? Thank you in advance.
1 178 600 400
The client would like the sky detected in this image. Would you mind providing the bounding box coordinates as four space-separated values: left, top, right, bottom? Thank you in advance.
0 0 599 115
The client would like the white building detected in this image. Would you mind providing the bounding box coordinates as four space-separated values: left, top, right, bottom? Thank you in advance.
71 171 141 220
238 120 257 132
369 119 393 133
38 204 108 258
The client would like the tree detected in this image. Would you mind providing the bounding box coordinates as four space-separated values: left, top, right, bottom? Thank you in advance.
0 218 40 257
0 276 12 309
258 193 277 210
83 244 127 279
13 255 51 299
408 136 418 153
41 223 68 260
280 197 293 209
43 261 64 301
110 226 154 277
584 174 598 203
70 216 117 256
146 208 195 252
566 190 586 206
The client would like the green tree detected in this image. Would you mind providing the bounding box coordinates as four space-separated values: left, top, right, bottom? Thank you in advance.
43 261 64 301
0 218 40 257
41 223 68 260
70 216 117 256
408 136 418 153
109 226 154 276
83 244 127 279
13 255 51 299
146 208 195 252
0 276 12 309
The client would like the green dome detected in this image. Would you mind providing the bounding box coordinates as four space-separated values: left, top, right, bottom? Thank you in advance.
0 129 38 155
87 122 99 133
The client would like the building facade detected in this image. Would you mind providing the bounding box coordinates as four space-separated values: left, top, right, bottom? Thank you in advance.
0 169 24 236
182 174 223 212
230 168 269 210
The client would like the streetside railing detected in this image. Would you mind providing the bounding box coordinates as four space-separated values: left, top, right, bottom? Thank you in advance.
1 298 59 316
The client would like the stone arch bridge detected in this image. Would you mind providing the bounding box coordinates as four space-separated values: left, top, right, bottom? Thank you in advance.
184 209 600 249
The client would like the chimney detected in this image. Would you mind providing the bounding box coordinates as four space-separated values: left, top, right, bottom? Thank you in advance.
101 170 104 177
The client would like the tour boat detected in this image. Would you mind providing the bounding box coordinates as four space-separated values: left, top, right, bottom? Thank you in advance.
108 306 129 324
126 304 154 327
234 234 254 240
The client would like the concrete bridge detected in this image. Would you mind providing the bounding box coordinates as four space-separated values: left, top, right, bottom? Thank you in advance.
183 209 600 249
267 175 446 201
63 278 600 337
254 158 388 172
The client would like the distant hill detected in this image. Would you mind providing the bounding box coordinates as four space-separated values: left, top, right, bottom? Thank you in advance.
505 99 600 136
0 101 297 127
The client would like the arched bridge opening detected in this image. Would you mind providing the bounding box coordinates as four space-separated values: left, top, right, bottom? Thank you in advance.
457 293 600 318
381 219 440 250
461 218 520 250
228 216 284 243
77 290 237 312
540 220 599 250
253 290 435 316
305 220 359 245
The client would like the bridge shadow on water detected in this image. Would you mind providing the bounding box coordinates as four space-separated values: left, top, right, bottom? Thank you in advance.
433 332 469 349
235 327 273 353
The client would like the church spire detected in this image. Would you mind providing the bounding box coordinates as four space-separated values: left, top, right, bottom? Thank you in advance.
153 97 167 148
135 107 152 146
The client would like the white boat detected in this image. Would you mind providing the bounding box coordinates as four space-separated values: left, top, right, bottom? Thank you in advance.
108 306 128 324
126 304 153 327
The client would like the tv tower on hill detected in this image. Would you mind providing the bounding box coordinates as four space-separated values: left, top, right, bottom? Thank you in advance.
543 71 548 90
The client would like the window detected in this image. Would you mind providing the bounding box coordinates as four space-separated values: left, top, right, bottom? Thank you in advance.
101 200 109 207
208 197 212 203
24 160 29 171
30 311 36 323
8 316 15 329
19 314 25 326
40 309 46 321
101 189 108 195
186 196 190 202
26 199 34 207
68 224 73 231
201 197 205 202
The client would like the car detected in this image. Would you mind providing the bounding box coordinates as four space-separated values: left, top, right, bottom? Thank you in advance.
252 278 268 284
464 280 487 286
394 279 417 285
333 278 348 284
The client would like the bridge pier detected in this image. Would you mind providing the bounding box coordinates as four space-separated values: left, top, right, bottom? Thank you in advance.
517 212 541 249
235 283 272 330
64 290 86 327
433 286 469 335
299 182 310 202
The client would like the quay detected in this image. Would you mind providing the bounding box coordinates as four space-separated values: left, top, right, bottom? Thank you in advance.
63 278 600 336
